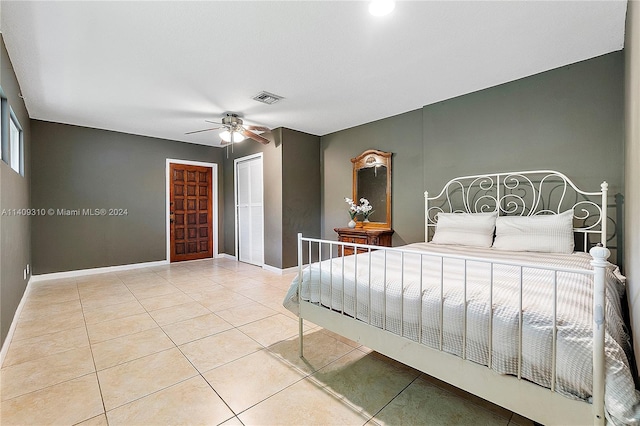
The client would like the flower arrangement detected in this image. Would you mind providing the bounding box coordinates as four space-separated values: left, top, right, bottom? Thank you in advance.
359 198 374 221
345 197 360 220
344 197 374 221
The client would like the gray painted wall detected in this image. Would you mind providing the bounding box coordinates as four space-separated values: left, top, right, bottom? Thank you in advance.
282 128 321 267
321 109 424 245
30 120 224 274
30 121 319 275
0 34 31 347
423 52 624 195
222 128 321 269
625 0 640 378
321 52 624 250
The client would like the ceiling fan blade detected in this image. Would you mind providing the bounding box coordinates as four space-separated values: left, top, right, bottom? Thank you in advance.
242 129 270 145
245 125 270 132
185 127 222 135
205 120 224 125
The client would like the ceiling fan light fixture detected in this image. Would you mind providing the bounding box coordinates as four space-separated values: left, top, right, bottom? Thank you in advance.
220 130 245 143
369 0 395 16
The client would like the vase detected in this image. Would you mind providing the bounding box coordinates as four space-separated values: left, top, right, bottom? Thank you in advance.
363 217 370 223
348 219 356 228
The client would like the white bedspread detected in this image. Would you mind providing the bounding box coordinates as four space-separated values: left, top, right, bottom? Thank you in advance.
283 243 640 425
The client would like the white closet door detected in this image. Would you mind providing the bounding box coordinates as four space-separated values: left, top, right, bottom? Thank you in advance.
235 155 264 266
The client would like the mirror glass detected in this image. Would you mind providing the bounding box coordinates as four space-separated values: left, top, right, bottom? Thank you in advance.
352 149 391 228
357 166 387 223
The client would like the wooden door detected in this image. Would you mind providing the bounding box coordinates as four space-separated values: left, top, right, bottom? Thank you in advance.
170 163 213 262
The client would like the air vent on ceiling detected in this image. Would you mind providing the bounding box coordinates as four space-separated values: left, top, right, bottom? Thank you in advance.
252 91 284 105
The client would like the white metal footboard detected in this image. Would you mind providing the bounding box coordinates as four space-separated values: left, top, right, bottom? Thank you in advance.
295 233 609 426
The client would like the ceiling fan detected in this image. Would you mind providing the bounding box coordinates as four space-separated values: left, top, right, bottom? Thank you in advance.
186 113 271 145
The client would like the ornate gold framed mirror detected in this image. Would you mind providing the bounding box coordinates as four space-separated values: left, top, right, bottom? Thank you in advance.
351 149 392 229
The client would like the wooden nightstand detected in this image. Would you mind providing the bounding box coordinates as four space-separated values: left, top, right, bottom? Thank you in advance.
334 227 394 256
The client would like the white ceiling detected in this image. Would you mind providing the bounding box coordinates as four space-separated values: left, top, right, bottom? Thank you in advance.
0 1 628 147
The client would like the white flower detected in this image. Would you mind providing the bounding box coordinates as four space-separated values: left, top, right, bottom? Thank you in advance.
359 198 374 218
345 197 363 218
345 197 374 219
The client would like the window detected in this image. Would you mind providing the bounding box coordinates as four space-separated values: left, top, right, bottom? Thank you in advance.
9 109 23 175
0 90 25 177
0 96 6 163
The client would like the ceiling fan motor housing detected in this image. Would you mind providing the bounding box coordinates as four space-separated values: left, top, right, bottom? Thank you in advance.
186 113 269 145
222 114 242 128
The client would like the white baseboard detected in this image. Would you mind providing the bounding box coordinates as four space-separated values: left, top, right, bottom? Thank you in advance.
0 277 33 367
216 253 296 274
30 254 242 281
262 264 299 275
30 260 170 282
0 256 296 365
218 253 237 261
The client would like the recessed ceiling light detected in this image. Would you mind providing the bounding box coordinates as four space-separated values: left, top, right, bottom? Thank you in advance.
369 0 395 17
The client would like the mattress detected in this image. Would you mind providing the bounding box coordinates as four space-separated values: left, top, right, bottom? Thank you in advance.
283 242 640 425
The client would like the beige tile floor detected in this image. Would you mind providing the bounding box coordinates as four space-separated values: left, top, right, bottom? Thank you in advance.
0 258 535 425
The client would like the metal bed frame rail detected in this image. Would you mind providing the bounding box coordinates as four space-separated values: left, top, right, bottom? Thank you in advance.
296 234 609 426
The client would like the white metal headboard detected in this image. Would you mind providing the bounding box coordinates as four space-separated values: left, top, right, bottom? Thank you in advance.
424 170 608 251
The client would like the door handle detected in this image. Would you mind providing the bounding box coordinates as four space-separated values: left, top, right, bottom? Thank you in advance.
170 212 175 223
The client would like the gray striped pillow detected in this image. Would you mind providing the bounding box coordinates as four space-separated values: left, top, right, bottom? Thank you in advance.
492 209 575 254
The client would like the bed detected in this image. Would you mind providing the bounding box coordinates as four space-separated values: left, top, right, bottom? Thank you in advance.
283 170 640 426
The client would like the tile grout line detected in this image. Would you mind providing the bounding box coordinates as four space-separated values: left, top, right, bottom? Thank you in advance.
225 338 370 421
111 264 287 424
106 272 240 418
82 270 209 419
10 260 427 425
86 271 196 416
79 275 115 424
1 261 271 410
155 268 311 424
1 277 108 424
366 374 422 425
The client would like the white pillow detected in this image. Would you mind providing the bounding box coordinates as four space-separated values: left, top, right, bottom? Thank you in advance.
492 209 574 254
431 212 497 248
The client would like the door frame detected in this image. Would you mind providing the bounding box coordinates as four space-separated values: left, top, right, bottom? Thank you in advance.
165 159 219 262
234 153 264 266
